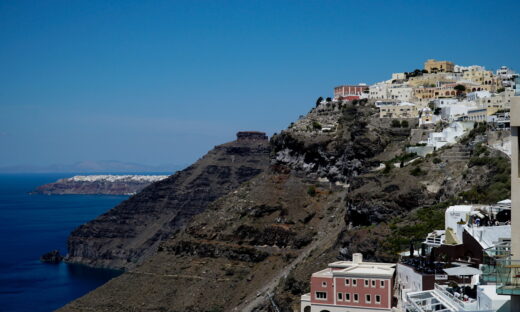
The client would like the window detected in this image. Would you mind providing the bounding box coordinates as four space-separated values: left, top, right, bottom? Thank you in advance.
364 279 369 287
380 280 385 288
345 278 350 286
337 292 343 301
366 294 371 303
352 279 357 286
345 293 350 302
371 279 376 287
376 295 381 304
354 293 359 302
316 292 327 300
322 281 327 287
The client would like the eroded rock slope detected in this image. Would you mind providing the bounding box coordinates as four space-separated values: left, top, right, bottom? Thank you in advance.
65 133 270 269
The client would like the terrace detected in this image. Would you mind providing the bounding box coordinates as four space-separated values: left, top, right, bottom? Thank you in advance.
405 284 491 312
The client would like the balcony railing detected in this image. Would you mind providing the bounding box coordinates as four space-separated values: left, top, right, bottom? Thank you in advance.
481 242 511 283
495 259 520 295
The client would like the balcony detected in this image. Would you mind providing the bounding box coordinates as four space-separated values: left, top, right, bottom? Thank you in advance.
481 242 511 283
496 259 520 295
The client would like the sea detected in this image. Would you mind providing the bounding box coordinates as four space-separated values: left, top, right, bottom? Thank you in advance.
0 174 129 312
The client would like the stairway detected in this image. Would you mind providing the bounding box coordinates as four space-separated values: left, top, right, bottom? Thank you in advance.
440 145 471 162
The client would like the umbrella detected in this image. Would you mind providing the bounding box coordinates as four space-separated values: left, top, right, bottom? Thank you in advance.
443 266 482 276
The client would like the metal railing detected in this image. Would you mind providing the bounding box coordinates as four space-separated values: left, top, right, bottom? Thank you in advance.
495 259 520 295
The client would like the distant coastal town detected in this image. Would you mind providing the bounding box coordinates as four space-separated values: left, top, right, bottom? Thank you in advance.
301 60 519 312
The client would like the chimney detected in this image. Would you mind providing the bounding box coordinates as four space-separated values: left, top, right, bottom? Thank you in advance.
352 253 363 264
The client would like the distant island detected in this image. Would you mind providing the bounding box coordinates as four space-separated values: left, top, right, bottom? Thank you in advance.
0 160 183 174
33 175 169 195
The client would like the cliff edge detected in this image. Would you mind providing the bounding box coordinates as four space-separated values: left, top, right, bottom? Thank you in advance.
65 132 270 269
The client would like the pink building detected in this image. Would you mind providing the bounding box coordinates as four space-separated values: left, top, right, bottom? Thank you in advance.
301 254 396 312
334 85 369 100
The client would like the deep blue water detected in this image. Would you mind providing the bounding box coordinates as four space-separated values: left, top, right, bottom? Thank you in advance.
0 174 128 312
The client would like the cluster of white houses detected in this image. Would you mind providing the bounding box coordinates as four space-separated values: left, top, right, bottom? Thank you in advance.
334 60 516 126
302 61 520 312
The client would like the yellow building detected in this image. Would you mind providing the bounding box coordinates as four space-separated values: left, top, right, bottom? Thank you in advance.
462 69 502 92
424 59 455 73
414 86 457 100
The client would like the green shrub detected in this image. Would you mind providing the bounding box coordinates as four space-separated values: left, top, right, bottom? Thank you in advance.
401 120 409 128
410 167 427 176
382 203 447 258
432 158 442 164
391 120 401 128
383 162 393 174
312 121 322 130
460 155 510 203
307 186 317 197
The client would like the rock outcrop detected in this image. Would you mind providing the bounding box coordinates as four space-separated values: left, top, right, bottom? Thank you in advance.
65 133 270 269
40 250 63 263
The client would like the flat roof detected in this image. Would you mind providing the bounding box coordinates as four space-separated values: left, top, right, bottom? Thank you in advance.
327 261 395 277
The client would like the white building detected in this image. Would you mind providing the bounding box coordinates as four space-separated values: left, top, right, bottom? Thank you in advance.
427 122 474 149
368 82 389 100
388 85 415 102
467 91 492 102
477 285 510 312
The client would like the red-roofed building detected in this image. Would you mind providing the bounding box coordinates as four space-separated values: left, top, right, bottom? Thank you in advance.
334 85 369 101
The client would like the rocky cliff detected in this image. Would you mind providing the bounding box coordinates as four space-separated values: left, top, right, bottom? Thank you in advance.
59 101 510 311
65 132 270 269
33 175 169 195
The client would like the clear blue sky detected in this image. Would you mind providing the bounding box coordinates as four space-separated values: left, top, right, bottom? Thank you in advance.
1 0 519 167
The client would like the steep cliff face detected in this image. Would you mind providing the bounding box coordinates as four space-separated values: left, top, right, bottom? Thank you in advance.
65 133 270 269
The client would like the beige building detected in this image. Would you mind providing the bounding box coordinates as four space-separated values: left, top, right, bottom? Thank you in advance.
407 72 456 87
379 102 418 118
476 89 514 110
424 59 455 73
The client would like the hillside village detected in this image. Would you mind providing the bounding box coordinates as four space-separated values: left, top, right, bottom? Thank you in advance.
321 60 516 157
301 60 519 312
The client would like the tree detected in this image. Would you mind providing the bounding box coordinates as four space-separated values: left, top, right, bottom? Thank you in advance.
454 84 466 92
325 97 332 102
497 87 505 93
401 120 409 128
316 97 323 107
391 119 401 128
